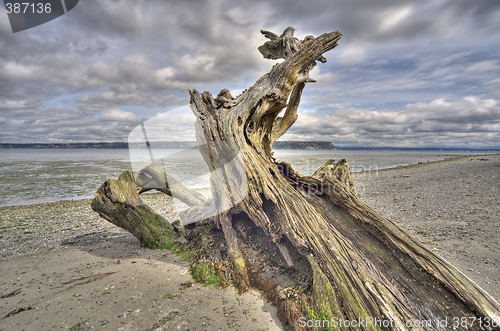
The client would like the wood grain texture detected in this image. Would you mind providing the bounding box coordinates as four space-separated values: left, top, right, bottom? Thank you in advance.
92 27 500 330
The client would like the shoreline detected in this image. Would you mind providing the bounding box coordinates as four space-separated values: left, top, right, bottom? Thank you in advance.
353 153 499 174
1 154 499 330
3 153 496 210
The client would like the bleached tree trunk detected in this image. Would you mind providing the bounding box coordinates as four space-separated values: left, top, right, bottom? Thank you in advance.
92 27 500 330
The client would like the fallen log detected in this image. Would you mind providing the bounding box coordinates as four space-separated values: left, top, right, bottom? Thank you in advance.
92 27 500 330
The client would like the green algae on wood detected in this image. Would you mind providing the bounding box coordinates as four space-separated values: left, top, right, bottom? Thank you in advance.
92 27 500 330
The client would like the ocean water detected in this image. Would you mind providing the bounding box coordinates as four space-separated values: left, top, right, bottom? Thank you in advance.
0 148 492 207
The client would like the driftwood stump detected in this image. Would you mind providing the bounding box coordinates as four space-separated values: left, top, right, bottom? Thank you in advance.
92 27 500 330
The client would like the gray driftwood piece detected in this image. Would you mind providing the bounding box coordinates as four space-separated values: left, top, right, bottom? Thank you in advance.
92 27 500 330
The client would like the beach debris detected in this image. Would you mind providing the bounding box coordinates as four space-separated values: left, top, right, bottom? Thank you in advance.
59 272 116 290
180 280 193 288
0 288 21 298
0 305 34 320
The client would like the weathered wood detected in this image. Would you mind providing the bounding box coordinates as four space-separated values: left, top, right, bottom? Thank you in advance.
92 27 500 330
188 26 500 330
136 165 206 206
91 171 176 248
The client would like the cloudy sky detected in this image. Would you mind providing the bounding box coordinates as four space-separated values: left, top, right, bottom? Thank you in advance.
1 0 499 148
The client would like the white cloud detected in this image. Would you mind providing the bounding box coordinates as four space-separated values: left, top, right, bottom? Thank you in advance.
87 61 118 82
129 106 197 142
378 6 414 33
1 62 36 80
100 109 141 123
282 97 500 147
465 60 500 73
309 67 339 85
150 67 176 89
0 100 29 111
336 48 367 66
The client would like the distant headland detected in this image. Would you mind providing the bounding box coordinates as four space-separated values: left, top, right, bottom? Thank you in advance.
0 141 337 150
272 141 336 150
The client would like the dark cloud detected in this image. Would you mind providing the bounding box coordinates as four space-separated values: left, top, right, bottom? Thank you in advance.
0 103 143 143
257 0 500 43
0 0 499 146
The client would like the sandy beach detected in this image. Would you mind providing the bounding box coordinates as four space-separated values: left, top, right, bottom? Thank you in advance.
354 153 500 303
1 154 499 330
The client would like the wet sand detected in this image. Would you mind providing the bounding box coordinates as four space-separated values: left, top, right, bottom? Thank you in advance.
0 195 283 331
